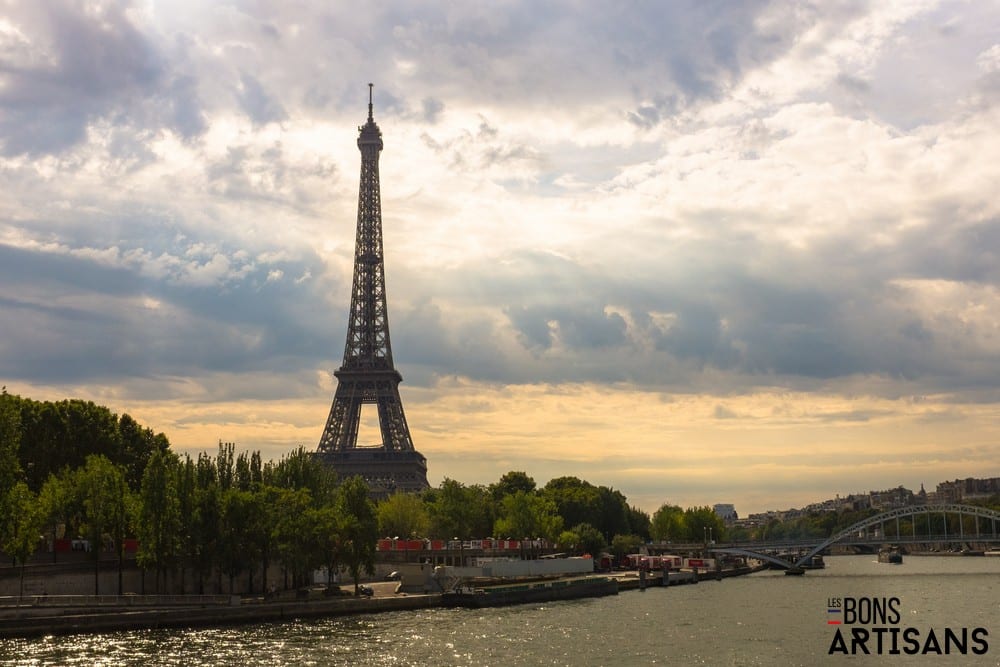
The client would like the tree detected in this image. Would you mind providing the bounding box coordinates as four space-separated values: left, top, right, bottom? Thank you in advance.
219 488 257 593
190 467 221 594
309 505 343 592
265 446 337 504
682 506 725 543
1 482 42 599
136 449 182 592
176 455 197 593
118 413 168 491
272 487 317 589
21 399 121 491
490 471 536 504
377 491 430 539
337 477 378 594
0 388 22 499
75 455 131 595
12 394 169 492
542 477 602 533
611 533 644 562
426 478 492 539
626 505 651 541
595 486 631 541
570 522 606 557
216 441 236 491
38 472 73 563
493 490 563 541
650 504 686 542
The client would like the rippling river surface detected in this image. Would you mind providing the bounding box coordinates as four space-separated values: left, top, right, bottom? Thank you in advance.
3 556 999 666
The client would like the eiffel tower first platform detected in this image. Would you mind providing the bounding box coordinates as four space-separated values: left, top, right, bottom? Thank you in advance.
316 85 429 498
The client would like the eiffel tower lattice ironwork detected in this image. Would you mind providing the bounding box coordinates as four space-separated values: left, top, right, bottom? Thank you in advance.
316 84 429 497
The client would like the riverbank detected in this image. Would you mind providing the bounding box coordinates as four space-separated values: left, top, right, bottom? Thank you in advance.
0 566 760 639
0 590 442 638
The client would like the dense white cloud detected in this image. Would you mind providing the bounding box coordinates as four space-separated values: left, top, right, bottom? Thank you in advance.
1 0 998 512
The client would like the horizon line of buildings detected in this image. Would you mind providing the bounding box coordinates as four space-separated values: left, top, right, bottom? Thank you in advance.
714 476 1000 527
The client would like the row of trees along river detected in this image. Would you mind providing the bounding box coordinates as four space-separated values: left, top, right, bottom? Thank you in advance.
6 390 997 599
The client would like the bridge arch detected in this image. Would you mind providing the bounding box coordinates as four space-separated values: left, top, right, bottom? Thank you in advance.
709 547 801 570
793 504 1000 568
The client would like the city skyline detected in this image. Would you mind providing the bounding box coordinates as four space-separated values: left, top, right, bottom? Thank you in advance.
1 2 998 515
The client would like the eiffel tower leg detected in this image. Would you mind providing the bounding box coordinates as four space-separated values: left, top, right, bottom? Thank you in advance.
319 384 362 452
376 386 413 452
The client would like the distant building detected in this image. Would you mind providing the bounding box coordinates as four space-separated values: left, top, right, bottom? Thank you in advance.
868 486 914 510
713 503 737 523
935 477 1000 504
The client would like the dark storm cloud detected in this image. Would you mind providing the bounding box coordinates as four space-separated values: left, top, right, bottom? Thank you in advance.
387 212 1000 392
0 239 342 389
504 303 627 351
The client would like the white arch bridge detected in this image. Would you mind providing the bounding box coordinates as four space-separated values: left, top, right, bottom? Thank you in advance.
710 504 1000 571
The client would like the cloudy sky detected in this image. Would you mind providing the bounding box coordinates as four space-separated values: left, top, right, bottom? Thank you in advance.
2 0 998 515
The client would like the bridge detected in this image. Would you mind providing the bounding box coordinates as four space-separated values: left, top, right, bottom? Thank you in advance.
710 504 1000 572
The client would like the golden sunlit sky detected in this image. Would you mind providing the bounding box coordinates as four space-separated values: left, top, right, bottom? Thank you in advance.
1 1 998 515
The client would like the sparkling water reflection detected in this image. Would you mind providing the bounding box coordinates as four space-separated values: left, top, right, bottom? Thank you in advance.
3 556 999 666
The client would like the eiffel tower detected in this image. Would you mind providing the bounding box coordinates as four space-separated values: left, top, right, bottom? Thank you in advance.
316 84 429 497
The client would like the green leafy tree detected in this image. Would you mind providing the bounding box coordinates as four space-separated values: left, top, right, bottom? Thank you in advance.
594 486 631 541
377 491 430 538
611 533 644 562
137 449 182 592
234 449 264 491
683 506 725 543
272 487 317 588
13 395 169 492
309 505 343 591
219 487 257 593
21 399 122 491
216 441 236 491
426 478 492 539
650 504 686 542
0 388 22 498
337 476 378 594
118 414 168 491
626 505 651 541
265 446 337 504
1 482 43 598
493 490 563 541
190 466 221 594
38 472 74 563
489 471 536 505
542 477 603 533
246 485 286 595
75 455 131 595
176 455 197 592
570 522 606 557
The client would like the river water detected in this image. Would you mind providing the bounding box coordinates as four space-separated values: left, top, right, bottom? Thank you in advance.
3 555 999 666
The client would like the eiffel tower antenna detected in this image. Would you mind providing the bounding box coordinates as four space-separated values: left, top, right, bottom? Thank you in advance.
316 84 429 497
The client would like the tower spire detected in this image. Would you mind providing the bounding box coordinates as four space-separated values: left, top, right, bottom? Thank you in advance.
316 84 428 497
